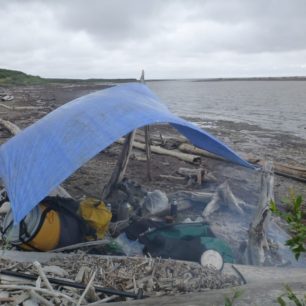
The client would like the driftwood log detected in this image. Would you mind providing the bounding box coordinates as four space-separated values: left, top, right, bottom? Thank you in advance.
177 167 205 185
0 103 44 111
254 160 306 182
179 142 306 182
0 118 21 135
179 143 224 161
171 190 213 203
117 139 201 164
202 181 249 218
245 161 274 265
49 186 72 198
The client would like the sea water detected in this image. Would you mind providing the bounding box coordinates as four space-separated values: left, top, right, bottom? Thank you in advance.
148 80 306 140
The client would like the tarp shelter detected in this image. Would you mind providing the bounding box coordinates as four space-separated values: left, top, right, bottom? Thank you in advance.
0 83 254 223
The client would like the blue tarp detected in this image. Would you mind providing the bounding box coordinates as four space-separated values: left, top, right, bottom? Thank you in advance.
0 83 254 223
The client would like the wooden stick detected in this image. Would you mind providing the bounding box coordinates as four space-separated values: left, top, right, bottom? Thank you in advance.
86 295 117 305
0 285 77 304
145 125 152 181
51 239 111 253
159 175 186 181
77 270 96 306
0 103 44 111
140 70 152 181
33 261 54 292
102 131 136 199
30 290 54 306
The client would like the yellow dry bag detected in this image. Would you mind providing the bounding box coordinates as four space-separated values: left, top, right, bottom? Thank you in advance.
79 198 112 240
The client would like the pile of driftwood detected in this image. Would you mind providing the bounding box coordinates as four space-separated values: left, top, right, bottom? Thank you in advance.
118 129 306 183
0 255 241 305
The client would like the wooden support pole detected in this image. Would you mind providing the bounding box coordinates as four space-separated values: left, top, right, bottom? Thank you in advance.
140 70 152 181
145 125 152 181
102 131 136 199
102 70 151 198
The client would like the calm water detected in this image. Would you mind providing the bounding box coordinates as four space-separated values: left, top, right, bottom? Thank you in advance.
148 80 306 139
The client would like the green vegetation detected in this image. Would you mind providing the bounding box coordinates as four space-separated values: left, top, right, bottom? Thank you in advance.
0 68 45 85
270 192 306 260
224 290 244 306
277 285 306 306
46 77 137 84
270 192 306 306
0 68 137 86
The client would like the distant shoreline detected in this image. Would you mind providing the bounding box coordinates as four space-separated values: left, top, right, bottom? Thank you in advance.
2 67 306 85
147 76 306 82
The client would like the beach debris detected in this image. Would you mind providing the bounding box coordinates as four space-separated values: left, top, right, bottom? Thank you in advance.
183 217 204 223
1 95 14 101
42 265 68 278
115 232 144 256
143 190 169 214
177 167 205 185
135 128 188 148
245 161 274 265
0 255 241 304
117 202 130 221
202 181 249 218
172 190 214 205
200 250 224 271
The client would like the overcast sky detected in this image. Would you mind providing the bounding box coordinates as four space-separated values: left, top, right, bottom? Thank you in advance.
1 0 306 79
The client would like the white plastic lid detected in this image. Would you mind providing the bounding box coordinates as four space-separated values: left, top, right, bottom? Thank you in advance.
200 250 224 271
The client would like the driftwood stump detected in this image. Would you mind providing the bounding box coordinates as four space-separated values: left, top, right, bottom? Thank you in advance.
202 181 248 218
246 161 274 265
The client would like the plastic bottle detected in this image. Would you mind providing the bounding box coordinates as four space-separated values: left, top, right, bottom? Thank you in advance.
170 199 178 217
107 203 112 212
118 202 129 221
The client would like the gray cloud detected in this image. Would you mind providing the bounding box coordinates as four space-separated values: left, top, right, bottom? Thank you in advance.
0 0 306 78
